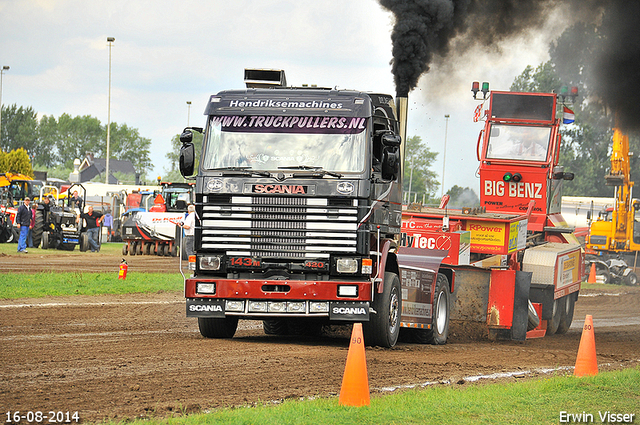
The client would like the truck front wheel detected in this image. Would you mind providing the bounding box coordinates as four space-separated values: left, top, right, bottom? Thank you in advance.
198 316 238 338
364 272 401 348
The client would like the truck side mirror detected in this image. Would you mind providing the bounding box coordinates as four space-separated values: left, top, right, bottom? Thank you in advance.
180 130 193 144
382 146 400 181
179 138 195 177
381 133 401 147
586 210 591 220
563 172 574 181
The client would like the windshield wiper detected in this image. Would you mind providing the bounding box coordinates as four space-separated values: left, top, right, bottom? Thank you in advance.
277 166 343 179
217 167 271 177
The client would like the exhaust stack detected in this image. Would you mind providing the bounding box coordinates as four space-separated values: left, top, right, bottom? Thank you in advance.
396 94 409 185
244 69 287 88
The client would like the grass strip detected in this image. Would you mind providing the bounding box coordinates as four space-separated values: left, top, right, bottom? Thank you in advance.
101 367 640 425
0 271 183 299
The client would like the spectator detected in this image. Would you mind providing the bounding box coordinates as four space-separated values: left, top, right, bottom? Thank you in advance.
103 210 113 242
77 205 104 252
27 205 36 248
16 197 32 253
70 190 83 212
177 204 196 259
41 196 52 225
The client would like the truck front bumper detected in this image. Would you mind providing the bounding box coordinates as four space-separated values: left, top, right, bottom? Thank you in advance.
185 277 372 321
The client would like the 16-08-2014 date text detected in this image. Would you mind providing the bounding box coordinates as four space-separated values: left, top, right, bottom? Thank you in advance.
5 411 79 423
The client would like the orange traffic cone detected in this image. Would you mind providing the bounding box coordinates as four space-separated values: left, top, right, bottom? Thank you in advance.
338 323 370 406
588 263 596 284
574 314 598 376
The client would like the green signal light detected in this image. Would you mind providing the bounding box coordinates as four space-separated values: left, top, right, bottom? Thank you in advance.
503 173 513 182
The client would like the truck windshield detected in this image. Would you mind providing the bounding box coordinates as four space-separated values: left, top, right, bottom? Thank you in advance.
202 115 368 173
486 124 551 162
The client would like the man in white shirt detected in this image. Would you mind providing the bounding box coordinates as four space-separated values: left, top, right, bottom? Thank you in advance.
178 204 196 259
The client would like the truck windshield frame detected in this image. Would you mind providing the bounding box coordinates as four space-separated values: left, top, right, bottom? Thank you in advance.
485 123 551 162
201 115 368 173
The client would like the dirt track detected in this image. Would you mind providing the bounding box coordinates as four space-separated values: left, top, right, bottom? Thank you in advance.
1 250 640 423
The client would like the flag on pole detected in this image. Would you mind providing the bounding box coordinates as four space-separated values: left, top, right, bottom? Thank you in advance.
473 104 482 122
563 106 575 124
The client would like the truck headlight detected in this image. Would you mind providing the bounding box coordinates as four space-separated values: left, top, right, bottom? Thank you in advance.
309 301 329 313
336 258 358 274
199 256 222 270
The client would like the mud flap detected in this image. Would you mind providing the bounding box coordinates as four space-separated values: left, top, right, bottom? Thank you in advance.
511 271 532 341
186 298 225 318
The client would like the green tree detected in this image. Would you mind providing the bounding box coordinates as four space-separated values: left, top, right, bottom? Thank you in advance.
0 105 39 164
103 123 152 177
51 114 103 168
403 135 439 204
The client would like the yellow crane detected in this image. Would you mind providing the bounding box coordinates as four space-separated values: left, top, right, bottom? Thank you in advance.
586 127 640 283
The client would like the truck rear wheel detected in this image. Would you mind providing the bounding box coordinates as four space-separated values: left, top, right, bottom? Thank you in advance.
364 271 401 348
414 273 450 345
556 294 576 335
198 316 238 338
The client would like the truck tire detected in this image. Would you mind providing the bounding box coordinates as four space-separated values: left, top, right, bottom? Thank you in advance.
122 244 129 255
41 231 50 249
556 294 576 334
263 319 289 335
414 273 450 345
198 316 238 339
32 210 44 248
363 271 401 348
79 233 89 252
624 272 638 286
546 296 565 335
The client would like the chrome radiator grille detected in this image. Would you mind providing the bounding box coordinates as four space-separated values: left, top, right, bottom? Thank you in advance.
200 195 358 259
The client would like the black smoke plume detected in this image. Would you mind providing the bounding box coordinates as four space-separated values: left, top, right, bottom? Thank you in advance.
380 0 640 131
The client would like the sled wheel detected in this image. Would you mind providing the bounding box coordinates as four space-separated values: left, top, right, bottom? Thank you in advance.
546 296 565 335
556 294 576 335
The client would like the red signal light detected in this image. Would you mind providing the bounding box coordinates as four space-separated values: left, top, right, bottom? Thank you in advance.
471 81 480 99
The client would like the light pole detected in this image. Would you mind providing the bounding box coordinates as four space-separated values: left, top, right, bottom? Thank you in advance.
186 101 192 126
0 65 9 143
105 37 115 184
441 114 450 198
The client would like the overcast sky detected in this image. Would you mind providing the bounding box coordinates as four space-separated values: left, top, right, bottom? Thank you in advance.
0 0 567 196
